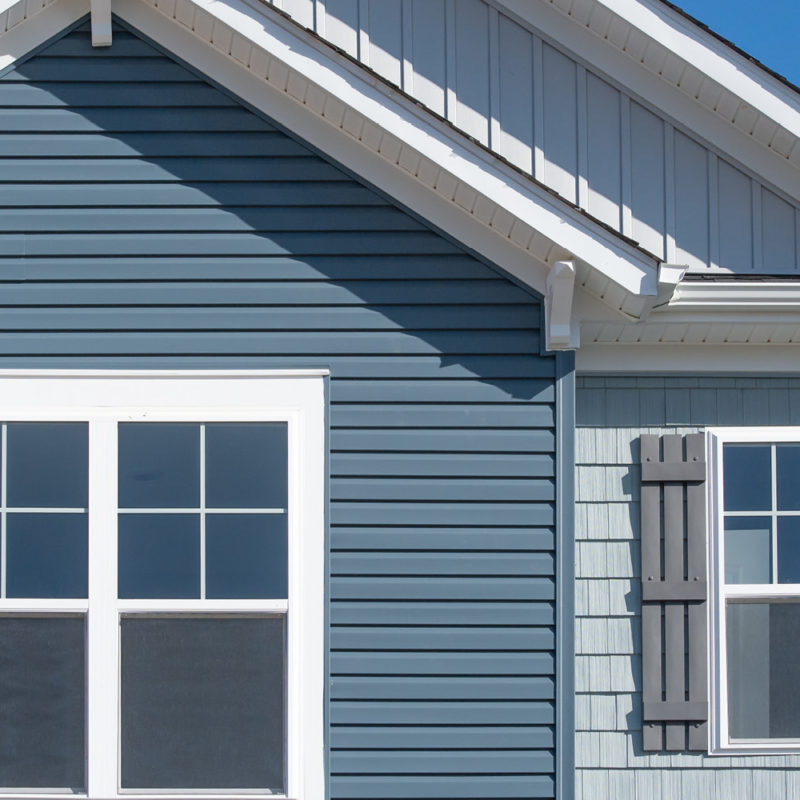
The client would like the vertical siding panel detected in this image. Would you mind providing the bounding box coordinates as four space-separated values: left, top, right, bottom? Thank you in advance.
586 74 621 231
314 0 325 35
323 0 359 57
542 43 578 203
708 153 720 271
674 131 709 271
488 7 500 151
752 178 763 272
453 0 489 145
576 65 589 211
282 0 314 28
630 102 665 259
366 0 402 85
532 34 545 182
762 188 796 273
400 0 412 93
356 0 368 63
620 95 633 238
497 13 533 173
718 160 753 272
664 123 676 263
409 0 446 116
444 0 456 123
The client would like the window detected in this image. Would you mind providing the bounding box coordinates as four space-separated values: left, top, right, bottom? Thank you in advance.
709 428 800 753
0 370 325 799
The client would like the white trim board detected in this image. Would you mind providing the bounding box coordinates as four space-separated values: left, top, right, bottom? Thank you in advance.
576 343 800 373
494 0 800 189
0 0 661 316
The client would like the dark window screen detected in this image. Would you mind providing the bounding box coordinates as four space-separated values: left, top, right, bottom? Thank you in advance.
0 616 85 790
120 616 285 791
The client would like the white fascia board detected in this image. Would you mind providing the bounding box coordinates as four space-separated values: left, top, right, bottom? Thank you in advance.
668 281 800 309
0 0 84 71
599 0 800 131
672 281 800 313
494 0 800 200
577 343 800 374
112 0 657 304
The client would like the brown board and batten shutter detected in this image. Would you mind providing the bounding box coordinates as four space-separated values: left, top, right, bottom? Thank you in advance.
640 434 708 752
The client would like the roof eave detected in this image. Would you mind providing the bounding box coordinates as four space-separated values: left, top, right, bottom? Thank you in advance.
0 0 660 318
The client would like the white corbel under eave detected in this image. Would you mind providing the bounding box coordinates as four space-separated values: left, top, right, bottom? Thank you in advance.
545 260 580 351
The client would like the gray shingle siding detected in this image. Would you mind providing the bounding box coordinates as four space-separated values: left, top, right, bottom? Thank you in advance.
0 19 562 799
576 376 800 800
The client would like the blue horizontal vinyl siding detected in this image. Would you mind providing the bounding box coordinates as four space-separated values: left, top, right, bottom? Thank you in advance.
0 20 560 799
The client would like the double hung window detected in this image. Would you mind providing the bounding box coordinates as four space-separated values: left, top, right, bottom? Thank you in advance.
0 371 324 799
709 428 800 753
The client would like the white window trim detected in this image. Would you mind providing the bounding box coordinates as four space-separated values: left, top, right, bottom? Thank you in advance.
708 426 800 755
0 370 327 800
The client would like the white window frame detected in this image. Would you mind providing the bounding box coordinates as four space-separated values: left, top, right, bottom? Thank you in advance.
0 369 326 800
708 426 800 754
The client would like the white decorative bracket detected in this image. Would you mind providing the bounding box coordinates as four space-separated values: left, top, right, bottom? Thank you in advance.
91 0 112 46
545 260 579 351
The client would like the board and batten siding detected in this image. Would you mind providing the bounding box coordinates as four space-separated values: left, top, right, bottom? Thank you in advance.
266 0 800 275
575 376 800 800
0 19 563 800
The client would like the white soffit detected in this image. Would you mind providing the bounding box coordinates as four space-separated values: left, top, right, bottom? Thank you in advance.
0 0 660 315
495 0 800 200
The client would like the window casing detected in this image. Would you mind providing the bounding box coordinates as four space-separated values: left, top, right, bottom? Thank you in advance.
0 370 325 799
709 427 800 754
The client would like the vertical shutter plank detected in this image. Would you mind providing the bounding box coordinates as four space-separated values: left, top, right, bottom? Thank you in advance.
685 433 708 750
639 434 663 751
663 435 686 751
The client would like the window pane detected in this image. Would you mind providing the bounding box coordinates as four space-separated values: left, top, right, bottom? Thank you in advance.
724 517 771 584
6 514 87 598
777 444 800 510
727 601 800 739
778 516 800 583
118 514 200 599
0 616 85 790
119 424 199 508
205 423 287 509
120 616 285 791
723 444 772 511
6 423 87 508
206 514 287 599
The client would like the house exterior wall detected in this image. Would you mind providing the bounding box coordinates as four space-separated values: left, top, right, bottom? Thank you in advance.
269 0 800 274
575 375 800 800
0 19 564 799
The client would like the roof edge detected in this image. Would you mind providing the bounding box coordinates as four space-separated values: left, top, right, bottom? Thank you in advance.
494 0 800 178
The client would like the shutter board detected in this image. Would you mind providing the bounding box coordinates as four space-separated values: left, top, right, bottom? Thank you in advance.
639 433 708 752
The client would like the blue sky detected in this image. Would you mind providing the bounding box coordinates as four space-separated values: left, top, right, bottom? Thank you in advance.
670 0 800 86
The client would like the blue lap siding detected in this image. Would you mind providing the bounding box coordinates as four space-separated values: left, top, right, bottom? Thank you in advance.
0 20 563 798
